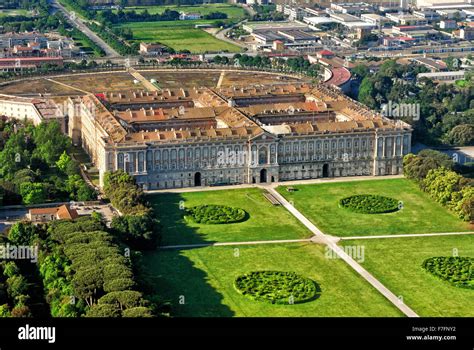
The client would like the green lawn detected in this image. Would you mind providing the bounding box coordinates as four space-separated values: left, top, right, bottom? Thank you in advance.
0 9 31 17
118 20 241 53
342 235 474 316
117 4 246 19
142 243 403 317
147 188 312 246
277 178 471 237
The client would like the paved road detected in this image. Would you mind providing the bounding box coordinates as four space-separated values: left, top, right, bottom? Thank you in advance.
50 0 120 58
266 186 419 318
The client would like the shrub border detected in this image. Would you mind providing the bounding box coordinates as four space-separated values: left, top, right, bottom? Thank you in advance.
185 204 247 225
233 270 319 305
339 194 400 214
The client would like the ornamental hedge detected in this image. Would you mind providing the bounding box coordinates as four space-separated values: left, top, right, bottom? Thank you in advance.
185 204 247 224
339 194 400 214
422 257 473 289
234 271 319 304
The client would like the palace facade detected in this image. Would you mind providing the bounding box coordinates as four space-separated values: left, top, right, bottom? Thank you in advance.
67 83 412 189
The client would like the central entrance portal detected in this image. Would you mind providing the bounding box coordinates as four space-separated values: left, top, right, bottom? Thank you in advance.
322 164 329 178
260 169 267 183
194 172 202 186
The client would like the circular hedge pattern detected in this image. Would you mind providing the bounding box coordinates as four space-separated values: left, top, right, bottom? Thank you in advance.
422 257 473 289
185 204 247 224
234 271 319 304
339 194 400 214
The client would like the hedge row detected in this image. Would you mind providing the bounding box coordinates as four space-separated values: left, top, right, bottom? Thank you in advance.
234 271 319 304
422 256 473 289
185 204 247 224
339 194 400 214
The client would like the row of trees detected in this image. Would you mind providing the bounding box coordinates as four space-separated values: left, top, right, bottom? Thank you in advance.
356 60 474 146
403 150 473 221
104 170 160 250
0 120 95 205
87 22 139 56
0 0 55 33
212 54 321 78
0 261 33 317
96 8 180 24
0 222 46 318
251 4 285 22
39 217 155 317
56 13 106 57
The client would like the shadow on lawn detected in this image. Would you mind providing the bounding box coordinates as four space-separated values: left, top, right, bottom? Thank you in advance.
142 193 234 317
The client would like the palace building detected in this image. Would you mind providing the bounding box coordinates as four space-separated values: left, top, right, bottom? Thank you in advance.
67 83 412 190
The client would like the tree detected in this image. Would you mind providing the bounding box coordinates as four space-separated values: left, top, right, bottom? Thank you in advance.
11 304 33 317
351 64 370 79
3 262 20 278
423 167 462 205
12 169 37 187
85 303 121 317
0 128 33 180
56 151 72 173
122 306 153 317
72 266 104 307
0 304 11 317
111 214 160 250
19 182 46 205
403 150 453 182
6 275 28 300
98 291 143 310
8 222 39 246
77 183 96 201
447 124 474 146
103 278 136 293
103 170 149 215
103 264 133 282
32 121 70 165
358 77 377 109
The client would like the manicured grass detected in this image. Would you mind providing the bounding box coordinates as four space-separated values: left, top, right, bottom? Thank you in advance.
342 235 474 316
277 179 471 237
117 4 246 19
0 9 31 17
147 188 311 246
455 79 469 88
117 21 241 53
141 243 403 317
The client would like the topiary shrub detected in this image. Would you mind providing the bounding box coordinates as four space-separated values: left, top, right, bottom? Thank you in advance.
422 256 473 289
185 204 247 224
234 271 320 304
339 194 400 214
